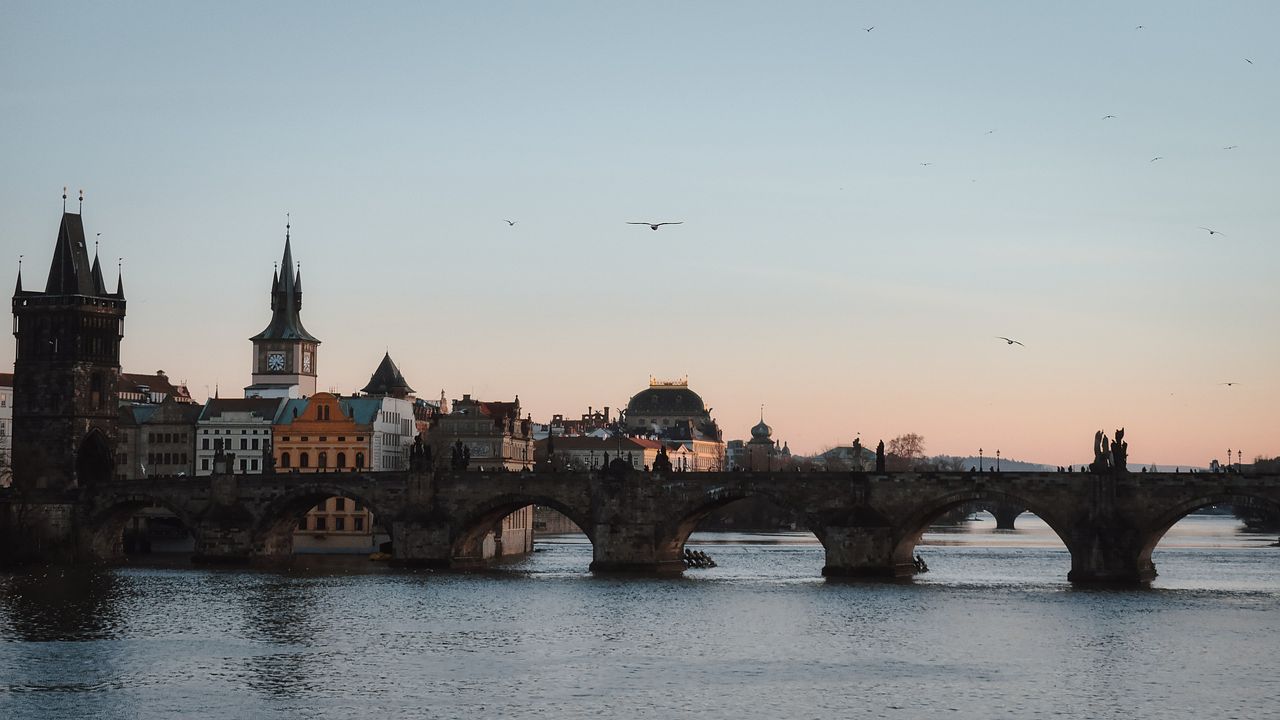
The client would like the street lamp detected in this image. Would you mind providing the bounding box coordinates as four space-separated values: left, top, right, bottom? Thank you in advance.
1227 448 1231 474
979 448 984 473
1237 449 1242 472
996 449 1001 473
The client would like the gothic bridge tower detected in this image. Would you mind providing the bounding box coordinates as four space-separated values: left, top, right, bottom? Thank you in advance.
11 203 126 490
244 222 319 399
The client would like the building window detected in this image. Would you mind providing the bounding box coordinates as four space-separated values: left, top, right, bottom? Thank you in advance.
300 452 309 469
315 517 326 531
240 439 247 450
355 452 365 469
336 452 346 469
202 438 210 450
252 439 259 450
335 498 346 511
354 517 364 532
318 452 327 469
281 452 291 469
201 459 209 471
334 517 345 531
251 459 259 471
239 459 247 472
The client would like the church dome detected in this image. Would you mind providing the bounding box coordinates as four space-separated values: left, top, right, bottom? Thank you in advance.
750 419 773 441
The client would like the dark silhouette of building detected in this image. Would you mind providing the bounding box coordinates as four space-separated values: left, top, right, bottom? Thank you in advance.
11 209 125 490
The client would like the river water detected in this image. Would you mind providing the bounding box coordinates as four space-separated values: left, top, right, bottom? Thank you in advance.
2 514 1277 719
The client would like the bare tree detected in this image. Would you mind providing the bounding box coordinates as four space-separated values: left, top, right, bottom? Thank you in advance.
886 433 926 471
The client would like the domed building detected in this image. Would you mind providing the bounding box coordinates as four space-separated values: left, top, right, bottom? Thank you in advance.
624 377 724 471
741 411 790 471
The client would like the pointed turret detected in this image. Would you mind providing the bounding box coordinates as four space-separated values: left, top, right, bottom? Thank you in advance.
14 263 22 296
44 213 96 296
90 252 107 296
249 228 319 342
361 352 415 399
114 265 125 299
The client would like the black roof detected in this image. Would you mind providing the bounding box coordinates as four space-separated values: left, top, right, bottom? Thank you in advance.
42 212 122 298
250 232 320 343
627 385 706 415
361 352 415 396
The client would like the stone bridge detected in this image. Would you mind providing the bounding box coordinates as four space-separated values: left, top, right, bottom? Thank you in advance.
2 469 1278 584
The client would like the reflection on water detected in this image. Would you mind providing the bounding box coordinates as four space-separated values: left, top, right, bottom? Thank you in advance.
1 514 1278 719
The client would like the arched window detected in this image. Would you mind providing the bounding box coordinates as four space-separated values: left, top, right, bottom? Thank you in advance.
355 452 365 469
319 451 328 469
336 452 346 469
300 452 310 469
281 452 291 469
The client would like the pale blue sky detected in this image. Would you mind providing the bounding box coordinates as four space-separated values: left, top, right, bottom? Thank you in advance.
2 2 1276 464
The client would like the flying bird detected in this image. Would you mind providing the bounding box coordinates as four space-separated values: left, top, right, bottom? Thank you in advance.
1102 114 1117 119
1135 25 1144 30
1245 58 1253 64
503 219 517 227
1220 382 1242 387
996 336 1025 347
628 222 683 231
919 162 933 166
1149 156 1164 162
1198 226 1225 237
863 26 875 32
1223 145 1238 150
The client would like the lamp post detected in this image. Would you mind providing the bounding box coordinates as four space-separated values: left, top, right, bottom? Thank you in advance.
996 449 1001 473
979 448 984 473
1227 448 1231 474
1237 449 1242 472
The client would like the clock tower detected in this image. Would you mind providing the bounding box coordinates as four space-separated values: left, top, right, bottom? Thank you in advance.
244 224 319 399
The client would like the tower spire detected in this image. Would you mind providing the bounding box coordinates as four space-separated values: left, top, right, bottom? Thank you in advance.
79 188 84 213
14 254 22 295
115 257 125 299
62 186 67 212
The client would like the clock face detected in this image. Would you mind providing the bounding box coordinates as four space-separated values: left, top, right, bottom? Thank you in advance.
267 352 286 371
302 351 312 373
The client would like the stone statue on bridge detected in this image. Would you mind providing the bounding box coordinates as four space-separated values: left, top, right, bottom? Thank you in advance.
1112 428 1128 472
1091 428 1129 473
410 436 433 472
451 440 471 471
653 445 673 474
875 440 886 473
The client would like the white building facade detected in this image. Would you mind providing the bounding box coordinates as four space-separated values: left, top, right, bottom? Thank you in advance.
196 397 286 476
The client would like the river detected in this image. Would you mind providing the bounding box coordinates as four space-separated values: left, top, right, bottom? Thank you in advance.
1 513 1277 719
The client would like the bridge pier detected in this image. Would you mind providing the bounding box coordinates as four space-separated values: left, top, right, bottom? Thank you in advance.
1066 531 1155 585
819 526 913 579
0 501 81 564
588 522 686 575
992 503 1024 530
389 519 453 568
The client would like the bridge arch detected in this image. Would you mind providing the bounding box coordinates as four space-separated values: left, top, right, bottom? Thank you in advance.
659 485 832 569
251 479 390 557
892 488 1073 572
451 493 594 566
1138 492 1280 570
83 493 199 560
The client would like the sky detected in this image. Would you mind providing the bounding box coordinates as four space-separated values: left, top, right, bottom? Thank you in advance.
1 2 1276 467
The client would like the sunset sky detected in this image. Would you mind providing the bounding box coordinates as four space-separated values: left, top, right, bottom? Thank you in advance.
2 2 1276 467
